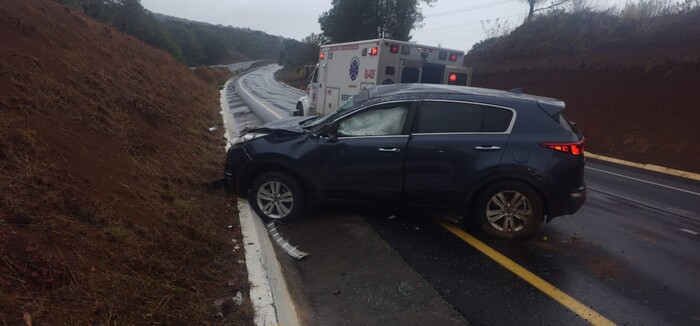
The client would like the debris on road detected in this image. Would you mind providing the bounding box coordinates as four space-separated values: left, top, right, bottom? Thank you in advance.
266 222 308 260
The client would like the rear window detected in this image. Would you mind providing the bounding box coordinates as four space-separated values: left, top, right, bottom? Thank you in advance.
415 102 513 133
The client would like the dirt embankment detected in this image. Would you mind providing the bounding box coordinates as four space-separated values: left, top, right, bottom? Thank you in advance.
0 0 250 324
466 10 700 173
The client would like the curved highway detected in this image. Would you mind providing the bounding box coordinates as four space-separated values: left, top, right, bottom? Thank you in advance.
235 64 700 325
236 64 304 122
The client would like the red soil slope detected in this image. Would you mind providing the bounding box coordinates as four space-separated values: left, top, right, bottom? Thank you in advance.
466 11 700 173
1 0 251 324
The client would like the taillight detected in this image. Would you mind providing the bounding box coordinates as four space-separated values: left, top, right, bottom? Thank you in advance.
390 44 399 53
541 140 585 155
449 73 457 82
449 53 458 61
319 52 325 60
370 47 379 56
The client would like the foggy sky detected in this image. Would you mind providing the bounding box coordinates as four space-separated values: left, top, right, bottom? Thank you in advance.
140 0 638 52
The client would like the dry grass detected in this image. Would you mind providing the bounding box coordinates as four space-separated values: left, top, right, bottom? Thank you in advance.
0 0 253 324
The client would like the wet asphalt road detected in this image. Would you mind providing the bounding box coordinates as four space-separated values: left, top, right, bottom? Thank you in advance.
236 64 303 122
363 160 700 325
237 65 700 325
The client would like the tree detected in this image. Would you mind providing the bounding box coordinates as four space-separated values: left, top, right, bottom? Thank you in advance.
302 33 328 46
279 33 323 69
319 0 436 43
522 0 573 21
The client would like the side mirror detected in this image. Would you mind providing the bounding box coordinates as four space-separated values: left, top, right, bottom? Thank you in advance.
323 125 339 143
328 132 338 142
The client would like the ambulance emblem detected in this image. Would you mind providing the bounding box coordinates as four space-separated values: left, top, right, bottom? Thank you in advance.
349 57 360 81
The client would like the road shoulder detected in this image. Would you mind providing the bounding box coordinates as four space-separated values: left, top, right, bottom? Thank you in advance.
275 211 469 326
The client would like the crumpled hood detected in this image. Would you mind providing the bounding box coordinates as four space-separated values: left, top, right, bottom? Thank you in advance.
251 116 313 134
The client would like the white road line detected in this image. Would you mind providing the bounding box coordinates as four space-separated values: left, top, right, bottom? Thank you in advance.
679 228 699 236
586 166 700 196
238 72 283 119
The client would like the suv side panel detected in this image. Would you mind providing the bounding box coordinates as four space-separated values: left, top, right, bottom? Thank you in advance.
404 100 514 208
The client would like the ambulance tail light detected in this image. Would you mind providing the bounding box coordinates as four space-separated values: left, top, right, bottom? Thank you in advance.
390 44 400 53
370 47 379 56
319 52 325 60
448 73 468 86
449 53 458 61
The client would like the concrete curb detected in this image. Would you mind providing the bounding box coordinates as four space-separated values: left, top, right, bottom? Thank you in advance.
587 152 700 181
220 76 299 326
239 201 300 326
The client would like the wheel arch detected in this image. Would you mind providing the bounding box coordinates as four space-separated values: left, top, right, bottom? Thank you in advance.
464 173 550 221
246 162 310 204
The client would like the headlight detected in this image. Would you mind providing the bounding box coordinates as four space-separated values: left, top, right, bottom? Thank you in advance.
240 132 268 143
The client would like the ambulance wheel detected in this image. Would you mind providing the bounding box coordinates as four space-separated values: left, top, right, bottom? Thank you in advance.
295 102 304 116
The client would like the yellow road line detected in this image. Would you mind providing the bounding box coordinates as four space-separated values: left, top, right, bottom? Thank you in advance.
438 220 616 326
586 152 700 182
237 74 283 119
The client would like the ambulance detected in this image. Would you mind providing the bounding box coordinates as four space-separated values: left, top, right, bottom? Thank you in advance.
294 38 473 116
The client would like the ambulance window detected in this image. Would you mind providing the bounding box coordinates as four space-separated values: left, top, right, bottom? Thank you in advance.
312 66 318 83
401 67 419 83
421 64 444 84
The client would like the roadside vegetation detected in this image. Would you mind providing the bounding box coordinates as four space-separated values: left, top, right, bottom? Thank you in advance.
466 0 700 173
278 0 436 88
54 0 283 66
1 0 253 324
469 0 700 64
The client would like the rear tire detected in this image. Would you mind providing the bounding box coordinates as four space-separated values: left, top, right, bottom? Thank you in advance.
476 181 543 239
295 102 304 116
249 172 305 223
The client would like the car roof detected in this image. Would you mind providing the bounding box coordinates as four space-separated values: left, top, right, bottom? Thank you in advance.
365 84 564 107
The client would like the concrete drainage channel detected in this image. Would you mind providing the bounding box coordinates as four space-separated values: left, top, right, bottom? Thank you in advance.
219 71 304 326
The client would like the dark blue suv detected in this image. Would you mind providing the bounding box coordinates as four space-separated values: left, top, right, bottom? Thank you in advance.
225 84 585 239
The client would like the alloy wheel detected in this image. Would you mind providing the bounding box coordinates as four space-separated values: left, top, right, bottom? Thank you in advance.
485 190 533 233
256 180 294 219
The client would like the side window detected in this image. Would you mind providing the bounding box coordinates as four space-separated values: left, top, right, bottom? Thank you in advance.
483 107 514 132
338 104 410 137
415 102 513 133
312 66 318 83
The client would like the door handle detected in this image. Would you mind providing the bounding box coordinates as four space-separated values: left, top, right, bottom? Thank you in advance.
378 148 400 153
474 146 501 151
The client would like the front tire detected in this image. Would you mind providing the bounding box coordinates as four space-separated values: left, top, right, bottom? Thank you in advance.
249 172 305 223
476 181 543 239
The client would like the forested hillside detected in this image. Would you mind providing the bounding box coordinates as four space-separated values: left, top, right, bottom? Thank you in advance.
55 0 284 66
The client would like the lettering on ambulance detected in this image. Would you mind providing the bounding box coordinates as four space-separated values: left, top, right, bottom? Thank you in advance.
400 59 423 69
328 44 360 51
